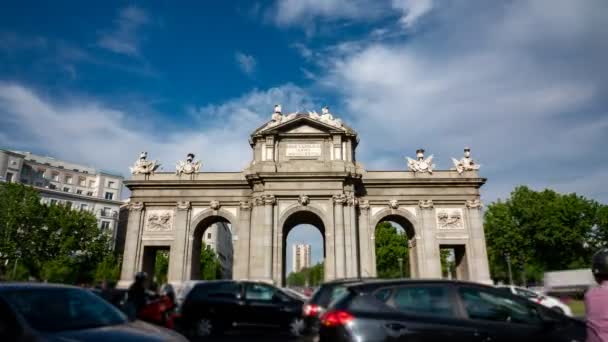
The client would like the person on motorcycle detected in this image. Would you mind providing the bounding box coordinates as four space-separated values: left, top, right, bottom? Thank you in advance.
126 272 148 320
586 249 608 342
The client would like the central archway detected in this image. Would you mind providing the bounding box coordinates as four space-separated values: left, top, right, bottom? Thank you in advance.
279 207 327 286
188 210 236 280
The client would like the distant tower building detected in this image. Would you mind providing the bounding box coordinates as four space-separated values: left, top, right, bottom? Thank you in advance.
292 244 311 273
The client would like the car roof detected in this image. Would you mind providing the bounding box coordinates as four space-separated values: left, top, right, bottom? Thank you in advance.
0 282 81 291
319 277 379 286
346 279 498 292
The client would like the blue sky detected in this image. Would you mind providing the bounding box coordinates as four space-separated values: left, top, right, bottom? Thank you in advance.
1 1 607 269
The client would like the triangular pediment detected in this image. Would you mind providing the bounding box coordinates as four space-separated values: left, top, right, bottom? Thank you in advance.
285 124 326 134
253 113 352 136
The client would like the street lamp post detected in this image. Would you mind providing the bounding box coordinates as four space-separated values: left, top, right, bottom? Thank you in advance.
505 252 513 285
398 257 404 278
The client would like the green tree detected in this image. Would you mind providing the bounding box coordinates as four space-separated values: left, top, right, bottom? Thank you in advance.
154 250 169 285
95 253 122 283
375 222 409 278
200 246 222 280
286 262 325 287
485 186 604 284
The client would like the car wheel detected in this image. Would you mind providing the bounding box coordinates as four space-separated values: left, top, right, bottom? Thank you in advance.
551 306 565 315
195 318 213 337
289 317 305 337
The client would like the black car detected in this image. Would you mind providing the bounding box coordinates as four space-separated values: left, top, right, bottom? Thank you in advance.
302 278 377 335
318 279 585 342
176 280 305 338
0 282 187 341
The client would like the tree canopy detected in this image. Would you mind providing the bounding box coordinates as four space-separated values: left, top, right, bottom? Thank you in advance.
0 183 115 283
200 246 222 280
375 221 409 278
485 186 607 284
286 262 324 287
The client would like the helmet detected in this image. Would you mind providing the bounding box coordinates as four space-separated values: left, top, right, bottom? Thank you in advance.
592 249 608 277
135 271 148 280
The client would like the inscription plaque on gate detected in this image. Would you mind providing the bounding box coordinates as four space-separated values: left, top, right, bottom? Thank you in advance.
286 143 322 158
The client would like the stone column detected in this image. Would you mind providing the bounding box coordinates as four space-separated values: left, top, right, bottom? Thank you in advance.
358 200 372 277
233 201 252 279
418 200 442 278
168 201 190 285
324 198 336 280
347 195 359 277
263 194 275 281
118 202 144 288
466 199 492 284
333 194 347 278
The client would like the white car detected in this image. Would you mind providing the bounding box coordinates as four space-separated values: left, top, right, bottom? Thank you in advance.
496 285 572 316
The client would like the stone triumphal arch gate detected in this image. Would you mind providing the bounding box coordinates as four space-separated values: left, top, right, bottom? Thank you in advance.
118 106 491 288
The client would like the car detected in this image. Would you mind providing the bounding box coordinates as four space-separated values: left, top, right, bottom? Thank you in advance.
0 282 187 341
496 285 573 316
317 279 585 342
176 280 306 339
281 287 310 301
302 278 377 335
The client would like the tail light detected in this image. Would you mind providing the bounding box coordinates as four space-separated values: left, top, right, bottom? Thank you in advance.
320 310 354 327
303 304 322 317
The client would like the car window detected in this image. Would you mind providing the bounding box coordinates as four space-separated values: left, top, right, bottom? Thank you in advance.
459 287 541 325
191 282 241 300
0 288 126 332
388 285 455 318
245 283 276 301
514 288 538 299
373 287 393 302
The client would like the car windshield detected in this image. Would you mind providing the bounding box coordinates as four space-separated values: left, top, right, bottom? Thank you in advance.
0 288 127 332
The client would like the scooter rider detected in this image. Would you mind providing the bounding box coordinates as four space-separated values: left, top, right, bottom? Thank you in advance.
126 272 148 320
586 249 608 342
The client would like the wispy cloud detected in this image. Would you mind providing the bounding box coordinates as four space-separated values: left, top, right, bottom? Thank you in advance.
98 6 149 57
235 52 257 76
391 0 433 28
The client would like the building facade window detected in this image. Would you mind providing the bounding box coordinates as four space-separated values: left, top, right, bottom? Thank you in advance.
76 189 83 194
49 184 57 190
207 232 212 239
63 187 70 192
35 182 42 187
104 192 114 200
65 175 73 184
50 199 58 205
89 180 95 188
5 172 13 182
65 201 72 209
80 203 88 211
100 221 111 230
52 172 59 181
108 181 115 188
87 191 93 196
79 177 86 186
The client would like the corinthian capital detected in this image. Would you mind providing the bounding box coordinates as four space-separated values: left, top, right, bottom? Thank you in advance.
465 199 483 209
240 200 252 210
252 196 264 207
347 195 358 206
332 194 347 205
128 202 144 211
263 194 276 205
359 200 370 211
176 201 190 211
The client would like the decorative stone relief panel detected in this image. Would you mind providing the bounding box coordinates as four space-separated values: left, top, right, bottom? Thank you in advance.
435 208 464 229
145 210 173 232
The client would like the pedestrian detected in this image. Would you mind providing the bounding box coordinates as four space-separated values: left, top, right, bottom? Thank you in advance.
125 272 148 320
586 249 608 342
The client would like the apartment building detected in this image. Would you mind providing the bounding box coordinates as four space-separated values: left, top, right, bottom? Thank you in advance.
203 222 234 279
0 149 124 248
292 243 311 273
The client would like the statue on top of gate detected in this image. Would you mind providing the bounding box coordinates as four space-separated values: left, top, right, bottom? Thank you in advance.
130 152 161 175
176 153 201 175
406 149 435 174
451 148 480 174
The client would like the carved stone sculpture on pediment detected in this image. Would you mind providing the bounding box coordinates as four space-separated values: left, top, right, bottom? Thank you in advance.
146 211 173 232
465 199 483 209
332 193 347 205
210 200 221 210
263 194 276 205
406 149 435 174
452 148 480 174
298 195 310 206
388 199 399 209
176 201 190 211
128 202 144 211
418 199 434 209
130 152 161 175
176 153 201 175
240 200 252 210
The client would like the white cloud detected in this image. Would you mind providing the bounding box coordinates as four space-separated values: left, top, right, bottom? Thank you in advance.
391 0 433 28
312 0 608 203
0 82 315 177
235 52 257 76
98 6 149 56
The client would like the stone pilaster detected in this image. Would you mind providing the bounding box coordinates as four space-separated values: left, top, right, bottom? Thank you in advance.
263 194 275 281
118 202 144 288
333 194 347 278
324 198 336 280
233 200 252 279
358 200 373 277
248 196 265 280
466 199 492 284
168 201 190 284
418 200 442 278
346 195 359 277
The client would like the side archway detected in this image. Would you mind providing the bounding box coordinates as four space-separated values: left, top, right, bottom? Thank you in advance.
278 204 329 286
187 208 237 280
369 208 419 278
